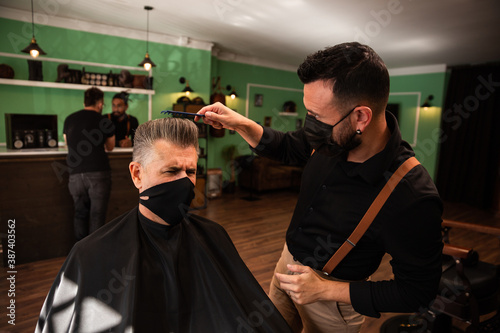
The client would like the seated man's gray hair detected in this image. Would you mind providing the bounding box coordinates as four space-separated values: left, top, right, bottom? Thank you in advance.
133 117 199 166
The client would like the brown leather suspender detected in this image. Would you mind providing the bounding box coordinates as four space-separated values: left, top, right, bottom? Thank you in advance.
321 157 420 275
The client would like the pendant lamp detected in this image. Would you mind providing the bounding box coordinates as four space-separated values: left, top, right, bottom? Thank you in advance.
21 0 47 58
180 77 194 96
138 6 156 71
226 85 238 99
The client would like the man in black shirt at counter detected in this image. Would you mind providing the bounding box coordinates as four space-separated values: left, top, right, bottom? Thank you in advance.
63 87 115 240
197 42 443 332
106 91 139 147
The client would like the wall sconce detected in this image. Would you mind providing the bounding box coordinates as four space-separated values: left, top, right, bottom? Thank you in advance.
421 95 434 109
21 0 47 58
226 85 238 99
137 6 156 71
179 77 194 96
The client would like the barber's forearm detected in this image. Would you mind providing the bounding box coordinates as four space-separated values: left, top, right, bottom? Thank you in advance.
277 265 352 305
322 280 351 304
236 117 264 149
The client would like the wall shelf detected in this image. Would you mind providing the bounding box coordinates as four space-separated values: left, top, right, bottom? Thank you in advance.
0 52 151 72
0 52 155 119
0 52 155 95
0 78 155 95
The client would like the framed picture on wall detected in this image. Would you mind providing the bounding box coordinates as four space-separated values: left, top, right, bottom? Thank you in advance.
254 94 263 107
264 116 272 127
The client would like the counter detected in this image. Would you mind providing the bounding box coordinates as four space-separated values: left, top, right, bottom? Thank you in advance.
0 145 134 156
0 147 138 266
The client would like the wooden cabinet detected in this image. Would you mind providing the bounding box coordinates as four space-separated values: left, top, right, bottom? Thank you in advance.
0 151 138 266
172 103 205 114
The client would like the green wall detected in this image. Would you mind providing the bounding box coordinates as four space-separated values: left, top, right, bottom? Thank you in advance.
210 60 447 181
207 58 303 181
0 17 211 142
1 17 446 182
389 72 447 179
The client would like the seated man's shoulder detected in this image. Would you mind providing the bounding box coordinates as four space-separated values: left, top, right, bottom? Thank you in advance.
74 208 138 252
188 213 222 226
186 214 230 237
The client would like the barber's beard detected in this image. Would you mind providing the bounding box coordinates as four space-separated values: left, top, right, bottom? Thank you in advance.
321 122 361 157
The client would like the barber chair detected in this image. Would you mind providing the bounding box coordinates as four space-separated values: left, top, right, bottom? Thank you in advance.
380 219 500 333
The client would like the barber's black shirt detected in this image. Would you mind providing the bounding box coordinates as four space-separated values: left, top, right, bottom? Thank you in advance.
252 112 443 318
106 113 139 144
63 109 115 174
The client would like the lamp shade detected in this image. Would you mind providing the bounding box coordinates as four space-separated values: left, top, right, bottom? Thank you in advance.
182 83 194 94
180 78 194 96
229 89 238 99
421 95 434 108
138 52 156 71
21 38 47 58
225 85 237 99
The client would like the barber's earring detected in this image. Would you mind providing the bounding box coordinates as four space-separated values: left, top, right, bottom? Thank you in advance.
356 129 362 135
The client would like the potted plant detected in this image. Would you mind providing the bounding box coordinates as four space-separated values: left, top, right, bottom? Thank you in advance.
221 144 237 193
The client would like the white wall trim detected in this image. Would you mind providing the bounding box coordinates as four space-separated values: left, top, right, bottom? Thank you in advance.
388 64 447 76
245 83 302 118
0 52 152 72
215 49 297 73
0 6 214 52
1 6 298 73
2 7 449 77
389 92 422 147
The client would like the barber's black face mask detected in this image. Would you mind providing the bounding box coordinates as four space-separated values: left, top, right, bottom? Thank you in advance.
303 108 360 157
139 177 195 226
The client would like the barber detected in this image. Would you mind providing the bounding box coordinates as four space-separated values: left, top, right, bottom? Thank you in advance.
197 42 443 332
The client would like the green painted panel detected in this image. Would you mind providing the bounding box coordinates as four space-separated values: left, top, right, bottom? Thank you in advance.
0 17 211 143
389 72 447 180
388 93 419 144
207 59 302 181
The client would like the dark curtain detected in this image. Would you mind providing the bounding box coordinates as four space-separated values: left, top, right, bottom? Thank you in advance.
436 63 500 210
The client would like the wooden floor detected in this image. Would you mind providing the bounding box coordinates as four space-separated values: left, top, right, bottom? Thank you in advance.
1 188 499 332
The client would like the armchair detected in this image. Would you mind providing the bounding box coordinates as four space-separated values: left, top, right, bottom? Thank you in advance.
380 219 500 333
428 219 500 333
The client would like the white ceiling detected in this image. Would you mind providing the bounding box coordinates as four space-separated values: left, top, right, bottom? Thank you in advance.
1 0 499 71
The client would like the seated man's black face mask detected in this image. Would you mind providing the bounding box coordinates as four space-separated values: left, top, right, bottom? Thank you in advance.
139 177 195 226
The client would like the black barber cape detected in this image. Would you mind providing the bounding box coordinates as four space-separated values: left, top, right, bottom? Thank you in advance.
36 207 292 332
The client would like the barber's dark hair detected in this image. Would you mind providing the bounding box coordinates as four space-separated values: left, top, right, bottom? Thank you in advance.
297 42 389 115
84 87 104 107
113 91 131 106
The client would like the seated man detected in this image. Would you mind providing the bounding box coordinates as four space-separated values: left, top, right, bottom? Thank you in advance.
36 118 292 332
